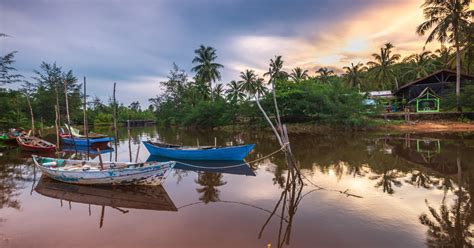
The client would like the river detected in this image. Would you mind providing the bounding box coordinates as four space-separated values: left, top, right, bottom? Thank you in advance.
0 126 473 247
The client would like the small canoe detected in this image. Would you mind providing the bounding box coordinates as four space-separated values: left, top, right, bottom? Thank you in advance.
32 155 175 185
0 130 23 143
60 133 113 146
35 177 177 211
17 135 56 152
143 141 255 161
65 124 108 138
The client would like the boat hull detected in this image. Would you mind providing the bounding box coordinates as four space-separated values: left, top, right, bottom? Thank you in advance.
143 141 255 161
34 158 175 185
61 136 113 146
17 136 56 152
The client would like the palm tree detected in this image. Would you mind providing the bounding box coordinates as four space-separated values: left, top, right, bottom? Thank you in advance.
191 45 224 101
343 62 367 89
225 80 245 103
434 45 455 70
460 23 474 74
367 42 401 90
289 67 309 82
316 67 335 83
416 0 473 111
402 50 437 80
239 69 258 99
213 83 224 99
263 56 284 132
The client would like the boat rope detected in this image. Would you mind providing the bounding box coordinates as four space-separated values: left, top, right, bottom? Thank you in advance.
173 143 289 170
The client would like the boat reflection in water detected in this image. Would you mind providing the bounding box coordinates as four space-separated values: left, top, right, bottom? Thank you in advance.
34 177 177 227
147 155 256 176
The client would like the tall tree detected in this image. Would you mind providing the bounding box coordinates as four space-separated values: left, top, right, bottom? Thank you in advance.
191 45 224 101
367 42 401 90
225 80 245 103
240 69 258 99
0 33 22 85
289 67 309 82
434 45 455 69
343 62 367 89
315 67 335 83
263 56 284 131
416 0 473 111
402 50 437 80
213 83 224 99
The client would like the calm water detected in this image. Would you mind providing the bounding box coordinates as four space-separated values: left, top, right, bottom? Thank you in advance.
1 127 473 247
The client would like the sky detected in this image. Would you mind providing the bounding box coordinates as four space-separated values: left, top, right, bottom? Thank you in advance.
1 0 468 106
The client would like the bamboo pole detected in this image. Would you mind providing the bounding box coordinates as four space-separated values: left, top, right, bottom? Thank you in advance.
99 206 105 228
127 119 132 162
64 79 71 125
55 105 60 150
25 93 35 136
83 77 89 159
112 82 118 162
135 139 141 163
97 148 104 170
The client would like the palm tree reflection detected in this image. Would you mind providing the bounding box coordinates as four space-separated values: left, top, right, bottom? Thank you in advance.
195 172 227 203
370 169 403 194
420 190 473 247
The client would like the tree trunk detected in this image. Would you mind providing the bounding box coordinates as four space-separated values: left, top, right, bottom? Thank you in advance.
25 94 35 136
64 79 71 124
271 79 283 136
255 93 283 147
456 41 462 112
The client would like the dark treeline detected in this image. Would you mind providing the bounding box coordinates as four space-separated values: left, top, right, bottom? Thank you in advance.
0 35 153 129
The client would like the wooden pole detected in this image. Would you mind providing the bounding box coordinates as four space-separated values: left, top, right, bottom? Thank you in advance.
25 93 35 136
135 139 141 163
214 137 217 147
64 79 71 125
112 82 118 162
55 105 60 150
83 77 89 159
99 205 105 228
97 148 104 170
128 119 132 162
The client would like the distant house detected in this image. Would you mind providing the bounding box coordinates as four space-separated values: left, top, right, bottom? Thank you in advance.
393 69 474 102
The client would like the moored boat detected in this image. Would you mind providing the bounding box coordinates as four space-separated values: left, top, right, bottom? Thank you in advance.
32 155 175 185
143 141 255 161
60 126 113 147
17 134 56 152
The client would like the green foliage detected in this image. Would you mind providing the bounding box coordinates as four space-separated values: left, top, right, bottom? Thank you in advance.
442 85 474 111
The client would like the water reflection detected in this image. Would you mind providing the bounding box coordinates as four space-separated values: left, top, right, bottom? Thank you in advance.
1 127 474 246
34 177 176 228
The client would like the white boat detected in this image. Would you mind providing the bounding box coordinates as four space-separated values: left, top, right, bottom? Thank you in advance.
32 155 175 185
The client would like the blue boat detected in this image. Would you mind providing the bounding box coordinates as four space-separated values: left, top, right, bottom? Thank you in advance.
60 134 113 146
143 141 255 161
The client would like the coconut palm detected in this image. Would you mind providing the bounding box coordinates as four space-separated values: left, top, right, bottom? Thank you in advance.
343 62 367 89
416 0 473 111
289 67 309 82
213 83 224 99
239 69 258 99
402 50 437 80
367 42 401 90
191 45 224 101
316 67 335 83
434 45 455 70
460 23 474 74
225 80 245 103
263 56 285 131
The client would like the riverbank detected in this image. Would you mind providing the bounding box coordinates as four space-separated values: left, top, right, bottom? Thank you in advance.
215 120 474 134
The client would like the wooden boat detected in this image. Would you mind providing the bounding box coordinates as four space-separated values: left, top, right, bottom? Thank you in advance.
0 129 23 143
17 134 56 152
32 155 175 185
143 141 255 161
147 155 256 176
35 177 177 211
60 126 113 147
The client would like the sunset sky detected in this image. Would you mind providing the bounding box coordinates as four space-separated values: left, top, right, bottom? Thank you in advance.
1 0 471 105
